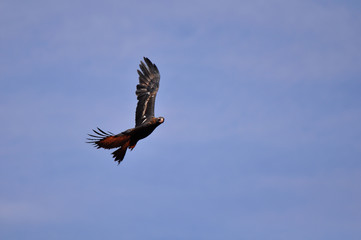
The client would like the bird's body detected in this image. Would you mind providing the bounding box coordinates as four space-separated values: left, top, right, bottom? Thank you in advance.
87 57 164 164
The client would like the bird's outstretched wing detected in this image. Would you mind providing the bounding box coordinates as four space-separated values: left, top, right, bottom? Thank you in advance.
135 57 160 126
87 128 127 149
87 128 132 163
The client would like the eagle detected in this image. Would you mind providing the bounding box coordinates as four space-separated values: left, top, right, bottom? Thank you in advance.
87 57 164 164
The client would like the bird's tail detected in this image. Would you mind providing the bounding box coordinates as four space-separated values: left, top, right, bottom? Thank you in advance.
111 141 130 164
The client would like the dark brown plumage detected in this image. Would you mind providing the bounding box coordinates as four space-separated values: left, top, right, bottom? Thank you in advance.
87 57 164 164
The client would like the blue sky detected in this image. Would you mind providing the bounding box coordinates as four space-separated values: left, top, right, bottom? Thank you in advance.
1 0 361 239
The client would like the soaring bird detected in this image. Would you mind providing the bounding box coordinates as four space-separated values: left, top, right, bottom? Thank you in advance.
87 57 164 164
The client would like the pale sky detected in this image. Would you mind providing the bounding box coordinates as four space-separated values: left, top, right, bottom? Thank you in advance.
1 0 361 239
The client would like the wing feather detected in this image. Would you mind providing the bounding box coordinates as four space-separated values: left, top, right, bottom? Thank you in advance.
135 57 160 126
87 128 130 149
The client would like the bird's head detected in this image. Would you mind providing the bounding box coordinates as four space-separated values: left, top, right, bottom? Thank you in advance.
157 117 165 124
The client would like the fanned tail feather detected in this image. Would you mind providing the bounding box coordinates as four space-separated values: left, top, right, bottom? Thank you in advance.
112 141 130 164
